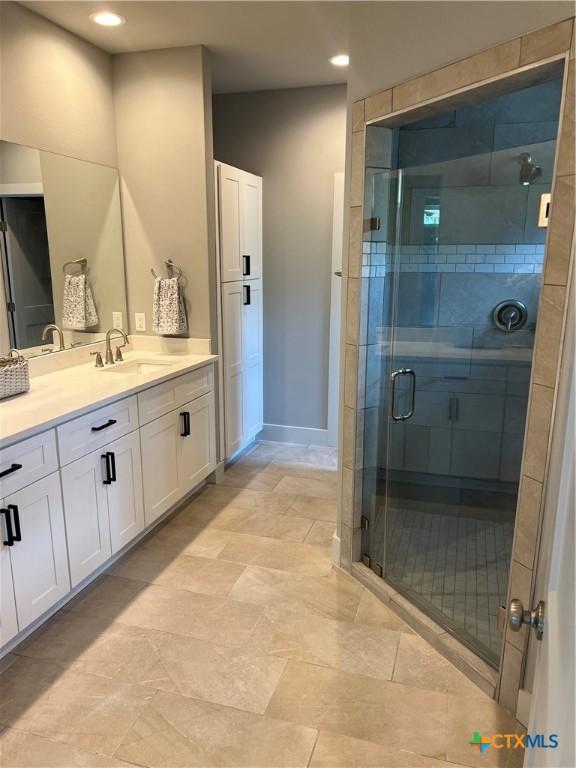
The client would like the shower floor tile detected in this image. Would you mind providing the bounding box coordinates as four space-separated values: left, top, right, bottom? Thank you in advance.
385 505 514 661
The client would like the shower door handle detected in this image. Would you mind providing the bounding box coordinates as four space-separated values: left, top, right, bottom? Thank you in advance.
390 368 416 421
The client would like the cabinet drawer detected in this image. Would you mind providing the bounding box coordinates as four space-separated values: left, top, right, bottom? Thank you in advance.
138 365 214 425
57 396 139 465
0 430 58 497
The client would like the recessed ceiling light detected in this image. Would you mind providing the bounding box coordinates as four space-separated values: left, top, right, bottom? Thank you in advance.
330 54 349 67
89 11 126 27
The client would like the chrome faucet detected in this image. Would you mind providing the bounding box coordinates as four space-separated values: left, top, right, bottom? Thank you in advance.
105 328 129 365
41 323 65 351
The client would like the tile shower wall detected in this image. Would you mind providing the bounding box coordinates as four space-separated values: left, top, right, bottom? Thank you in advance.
362 243 545 274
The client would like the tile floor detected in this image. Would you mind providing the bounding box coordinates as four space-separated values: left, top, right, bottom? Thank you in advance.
0 442 524 768
386 506 514 661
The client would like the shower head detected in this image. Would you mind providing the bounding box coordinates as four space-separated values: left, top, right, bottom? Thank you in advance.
519 152 542 186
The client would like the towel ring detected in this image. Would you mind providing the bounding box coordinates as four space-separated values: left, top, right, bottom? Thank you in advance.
150 259 183 280
63 258 88 274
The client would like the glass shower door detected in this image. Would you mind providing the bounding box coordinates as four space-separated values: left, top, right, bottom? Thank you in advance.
361 127 556 665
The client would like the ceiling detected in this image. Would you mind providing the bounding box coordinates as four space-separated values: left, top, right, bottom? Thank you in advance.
21 1 352 93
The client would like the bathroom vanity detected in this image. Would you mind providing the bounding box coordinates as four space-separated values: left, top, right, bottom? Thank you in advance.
0 349 217 652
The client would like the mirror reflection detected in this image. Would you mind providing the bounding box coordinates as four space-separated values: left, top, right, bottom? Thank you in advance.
0 141 128 356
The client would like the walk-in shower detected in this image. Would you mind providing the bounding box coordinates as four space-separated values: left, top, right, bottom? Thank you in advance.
359 74 563 666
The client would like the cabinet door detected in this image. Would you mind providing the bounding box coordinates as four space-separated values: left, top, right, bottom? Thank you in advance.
0 536 18 647
221 282 245 456
240 172 262 280
106 431 145 554
179 393 216 495
140 410 181 525
6 473 70 629
61 450 111 587
243 280 263 440
218 163 243 282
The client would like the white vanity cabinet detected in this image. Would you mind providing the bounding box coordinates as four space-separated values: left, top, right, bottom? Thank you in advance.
61 450 112 586
1 472 70 632
0 360 216 652
140 392 216 524
106 431 145 553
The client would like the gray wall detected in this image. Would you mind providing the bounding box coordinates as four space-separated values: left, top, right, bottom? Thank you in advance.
1 3 117 166
113 46 216 339
213 85 346 431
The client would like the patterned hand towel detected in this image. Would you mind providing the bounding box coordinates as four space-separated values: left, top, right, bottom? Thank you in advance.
152 276 188 335
61 274 99 330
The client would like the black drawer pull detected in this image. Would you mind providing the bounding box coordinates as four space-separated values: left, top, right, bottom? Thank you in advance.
243 284 251 306
108 451 117 483
102 453 113 485
92 419 117 432
1 509 14 546
243 254 251 276
7 504 21 542
180 411 191 437
0 463 23 479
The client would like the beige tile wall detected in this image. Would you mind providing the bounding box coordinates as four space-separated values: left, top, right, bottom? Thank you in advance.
339 17 575 713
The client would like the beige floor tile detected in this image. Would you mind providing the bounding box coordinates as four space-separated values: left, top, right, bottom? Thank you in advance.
67 576 263 647
353 590 413 633
266 661 449 758
217 532 332 574
230 565 366 623
223 510 314 541
175 500 313 541
0 657 153 757
274 476 337 500
17 612 286 714
199 484 297 513
111 549 246 597
310 731 469 768
0 728 136 767
286 495 338 522
264 460 338 484
250 605 400 681
305 520 336 548
445 695 525 768
115 690 318 767
142 523 233 559
218 466 283 491
393 634 489 700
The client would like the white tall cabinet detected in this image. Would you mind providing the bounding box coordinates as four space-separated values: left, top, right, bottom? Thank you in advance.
216 161 263 458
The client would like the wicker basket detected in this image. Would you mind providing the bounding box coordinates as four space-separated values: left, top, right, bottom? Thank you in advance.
0 349 30 400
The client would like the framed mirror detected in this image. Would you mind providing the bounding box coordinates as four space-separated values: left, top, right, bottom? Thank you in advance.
0 141 128 357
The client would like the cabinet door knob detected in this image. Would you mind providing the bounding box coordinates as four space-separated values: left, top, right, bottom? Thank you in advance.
107 452 117 483
180 412 191 437
7 505 21 542
102 454 113 485
1 508 14 546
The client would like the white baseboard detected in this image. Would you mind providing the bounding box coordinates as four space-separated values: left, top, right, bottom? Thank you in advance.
260 423 333 447
331 532 341 566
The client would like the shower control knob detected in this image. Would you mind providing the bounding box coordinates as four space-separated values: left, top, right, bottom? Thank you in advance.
508 598 545 640
493 299 528 333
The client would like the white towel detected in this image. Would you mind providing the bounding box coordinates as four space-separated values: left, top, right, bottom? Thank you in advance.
152 276 187 335
61 274 99 330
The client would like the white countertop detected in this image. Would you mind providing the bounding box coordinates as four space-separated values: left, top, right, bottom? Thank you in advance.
0 350 217 447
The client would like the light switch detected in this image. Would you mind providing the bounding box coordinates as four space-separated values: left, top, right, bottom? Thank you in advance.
112 311 123 328
135 313 146 332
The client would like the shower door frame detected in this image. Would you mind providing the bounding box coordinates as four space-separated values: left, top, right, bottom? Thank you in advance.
339 18 575 715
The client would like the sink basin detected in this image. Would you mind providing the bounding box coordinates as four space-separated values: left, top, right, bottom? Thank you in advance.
102 359 177 375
